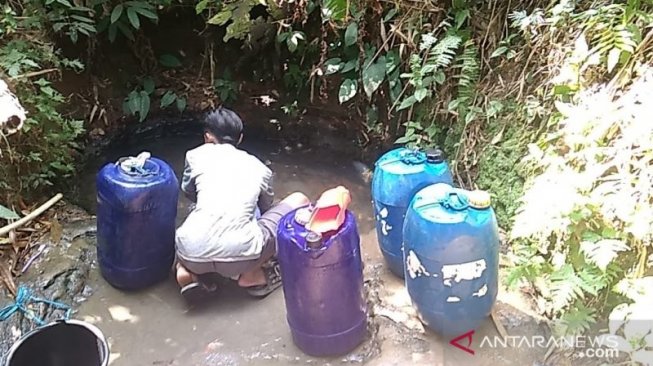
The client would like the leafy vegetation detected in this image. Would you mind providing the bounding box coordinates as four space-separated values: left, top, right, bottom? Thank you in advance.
123 77 187 122
1 3 85 202
504 0 653 343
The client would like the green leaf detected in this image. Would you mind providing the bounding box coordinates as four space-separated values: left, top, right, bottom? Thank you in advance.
340 59 357 74
224 18 251 41
601 227 617 238
324 58 342 75
127 8 140 29
133 7 157 20
385 50 400 75
56 0 73 7
0 204 19 220
143 77 155 94
70 30 79 44
77 22 97 33
176 97 187 112
138 91 150 122
125 1 152 8
160 91 177 107
465 110 477 124
196 0 209 13
111 4 124 23
581 231 602 243
287 38 298 53
397 95 416 111
159 54 182 68
322 0 346 22
414 87 428 102
388 68 402 102
490 46 508 58
553 84 574 96
344 22 358 47
287 32 305 53
127 91 140 114
454 9 470 29
208 9 232 25
395 134 415 144
116 21 134 40
448 99 460 111
362 60 386 98
607 48 621 73
434 71 446 84
384 8 398 22
338 79 357 104
277 32 289 43
123 99 132 115
366 106 378 127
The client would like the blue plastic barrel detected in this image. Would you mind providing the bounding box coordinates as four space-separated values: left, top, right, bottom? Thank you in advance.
96 156 179 290
371 148 453 278
277 207 367 357
403 183 499 336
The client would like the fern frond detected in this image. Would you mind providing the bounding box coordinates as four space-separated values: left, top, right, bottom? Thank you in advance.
550 265 587 311
580 4 639 72
600 262 623 284
556 303 597 336
423 34 462 73
580 239 630 271
505 262 541 288
454 40 480 102
419 33 438 52
577 266 605 296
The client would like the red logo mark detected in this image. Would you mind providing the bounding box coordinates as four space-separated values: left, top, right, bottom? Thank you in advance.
449 330 475 355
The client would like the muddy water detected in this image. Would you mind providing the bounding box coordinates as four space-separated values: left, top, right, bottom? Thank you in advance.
73 132 550 366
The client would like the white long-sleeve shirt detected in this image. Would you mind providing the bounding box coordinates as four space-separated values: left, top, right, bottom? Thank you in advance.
175 143 274 262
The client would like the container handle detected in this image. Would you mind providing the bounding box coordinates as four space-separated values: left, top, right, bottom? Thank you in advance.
399 149 427 165
440 191 469 211
116 151 157 176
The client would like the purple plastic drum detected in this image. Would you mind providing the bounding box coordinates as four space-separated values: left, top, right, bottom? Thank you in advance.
277 207 367 357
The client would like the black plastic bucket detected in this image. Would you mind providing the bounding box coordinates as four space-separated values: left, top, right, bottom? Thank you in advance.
3 319 109 366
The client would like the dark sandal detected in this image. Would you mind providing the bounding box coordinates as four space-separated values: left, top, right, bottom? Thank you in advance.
246 259 282 298
180 283 207 304
180 281 217 304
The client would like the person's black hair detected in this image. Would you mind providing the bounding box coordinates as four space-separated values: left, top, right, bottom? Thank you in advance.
202 106 243 145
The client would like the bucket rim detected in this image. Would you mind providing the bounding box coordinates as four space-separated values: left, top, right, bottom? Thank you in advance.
3 319 110 366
